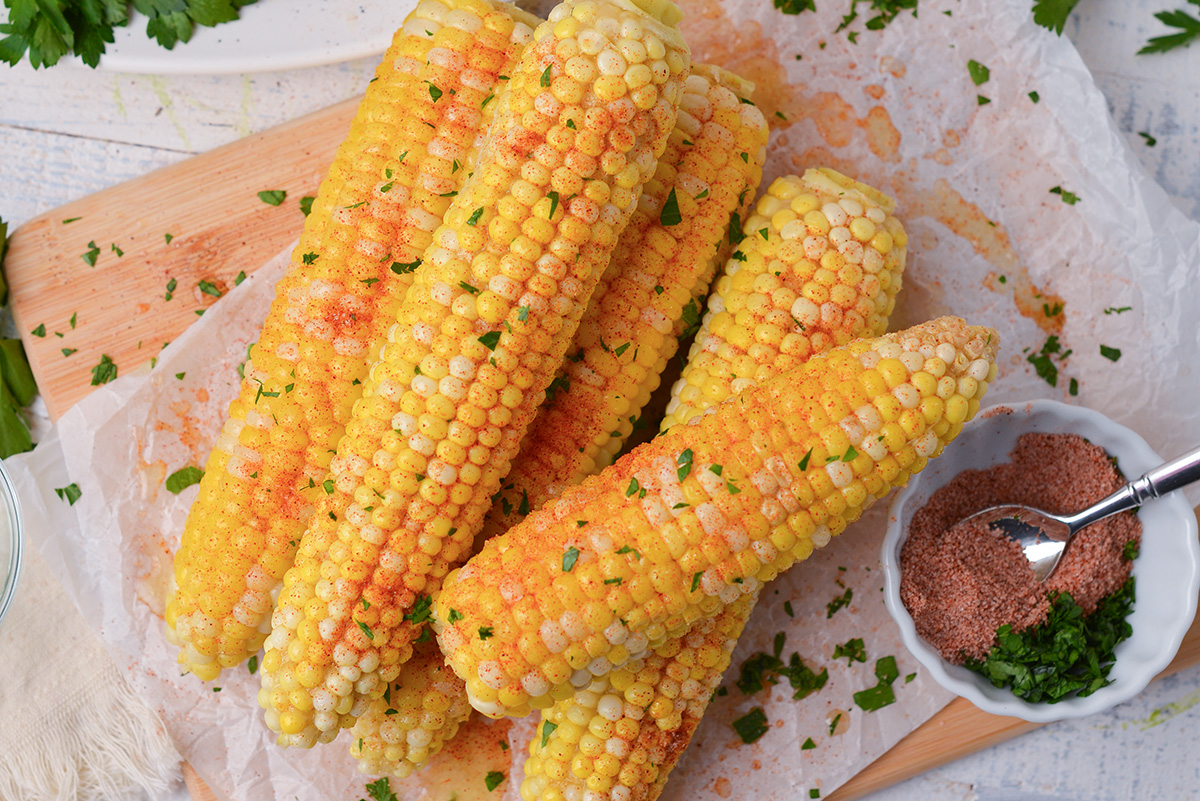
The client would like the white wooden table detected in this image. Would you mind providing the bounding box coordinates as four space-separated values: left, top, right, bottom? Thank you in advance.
2 1 1199 799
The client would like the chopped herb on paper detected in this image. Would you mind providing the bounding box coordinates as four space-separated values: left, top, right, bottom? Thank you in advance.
257 190 286 206
165 466 204 494
967 59 990 85
1049 185 1081 205
90 354 117 386
55 483 82 505
485 771 505 791
81 241 100 266
732 706 769 744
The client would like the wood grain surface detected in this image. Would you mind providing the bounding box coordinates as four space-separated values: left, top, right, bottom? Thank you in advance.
7 98 1198 801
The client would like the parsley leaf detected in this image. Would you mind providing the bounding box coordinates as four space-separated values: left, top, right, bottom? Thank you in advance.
660 187 682 226
485 771 505 791
967 60 990 87
90 354 117 386
731 706 769 743
257 189 286 206
165 466 204 494
1032 0 1083 36
55 483 82 505
1139 2 1200 54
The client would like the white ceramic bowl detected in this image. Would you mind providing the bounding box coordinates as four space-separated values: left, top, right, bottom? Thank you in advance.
0 460 22 628
881 399 1200 722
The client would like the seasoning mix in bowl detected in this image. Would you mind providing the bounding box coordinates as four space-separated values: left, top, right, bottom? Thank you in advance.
881 400 1200 722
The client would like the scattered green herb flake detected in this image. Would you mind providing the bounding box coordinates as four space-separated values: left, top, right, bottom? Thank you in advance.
660 187 683 226
1103 306 1132 315
1123 540 1139 560
1027 334 1062 387
798 448 813 471
726 479 741 495
54 483 82 505
247 655 258 674
810 791 820 799
478 331 502 350
905 672 917 683
518 489 531 516
90 354 117 386
616 545 641 558
759 227 770 240
731 707 769 744
541 720 558 748
110 243 124 257
298 196 315 217
258 190 286 206
175 371 185 380
32 324 45 337
828 712 842 735
977 94 991 106
842 445 858 462
967 59 990 86
485 771 505 791
547 191 561 219
1138 131 1158 146
62 217 81 224
540 64 553 87
826 587 853 618
784 600 794 618
691 571 703 592
321 479 336 495
82 241 100 266
467 207 485 227
1100 344 1122 362
448 608 464 624
366 777 397 801
426 81 444 102
404 595 434 625
626 477 641 497
562 546 581 572
479 626 494 640
676 448 694 481
392 258 422 275
198 280 222 298
832 637 867 664
1049 185 1081 205
1029 90 1041 103
727 211 745 245
801 737 817 750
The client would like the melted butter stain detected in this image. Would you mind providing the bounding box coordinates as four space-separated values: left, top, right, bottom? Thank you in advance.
864 84 885 100
713 776 733 798
880 55 906 78
396 714 513 801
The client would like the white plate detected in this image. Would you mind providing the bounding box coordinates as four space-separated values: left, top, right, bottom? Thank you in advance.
93 0 419 74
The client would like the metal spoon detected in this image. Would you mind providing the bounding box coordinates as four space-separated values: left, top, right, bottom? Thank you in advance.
957 443 1200 583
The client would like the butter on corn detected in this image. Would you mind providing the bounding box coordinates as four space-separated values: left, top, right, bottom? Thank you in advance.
435 316 999 717
164 0 536 681
259 0 691 748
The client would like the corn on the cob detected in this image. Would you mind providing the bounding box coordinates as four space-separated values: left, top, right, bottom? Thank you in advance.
436 316 999 717
164 0 536 681
519 169 908 801
349 639 472 779
483 63 767 539
662 168 907 431
352 64 766 777
259 0 691 747
521 592 755 801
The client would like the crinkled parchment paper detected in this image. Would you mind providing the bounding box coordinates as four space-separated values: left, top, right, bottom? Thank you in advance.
15 0 1200 799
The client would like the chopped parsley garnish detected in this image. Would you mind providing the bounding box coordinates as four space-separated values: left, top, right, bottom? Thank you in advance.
257 190 286 206
1103 305 1132 315
679 298 702 343
110 243 123 257
81 241 100 266
832 637 867 664
540 64 553 87
299 196 315 217
356 620 374 640
758 227 769 240
1029 90 1041 103
365 777 397 801
545 374 571 402
392 258 422 274
62 217 81 224
481 93 495 109
541 720 557 747
801 737 816 749
547 191 560 219
727 211 745 245
90 354 117 386
562 546 580 572
448 608 464 623
694 189 709 200
247 655 258 674
322 479 335 495
1049 185 1081 205
1027 334 1063 387
853 655 901 712
826 587 853 618
691 571 703 592
616 545 641 558
165 466 204 494
967 59 990 86
977 95 991 106
426 81 443 102
604 577 623 585
731 706 769 744
1032 0 1082 35
54 483 82 505
626 477 641 497
61 348 77 357
467 207 485 226
1069 377 1079 396
736 644 828 700
1139 131 1157 146
660 188 682 226
967 581 1135 702
676 448 694 481
478 626 494 640
31 324 45 337
485 771 505 791
842 445 858 462
1099 344 1122 362
1123 540 1139 560
198 280 222 298
478 331 502 350
459 281 481 295
235 270 247 286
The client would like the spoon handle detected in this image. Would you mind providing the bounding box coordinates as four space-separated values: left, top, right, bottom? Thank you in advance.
1064 444 1200 533
1132 443 1200 501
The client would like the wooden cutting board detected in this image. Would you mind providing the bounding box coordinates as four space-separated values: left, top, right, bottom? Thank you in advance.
7 99 1200 801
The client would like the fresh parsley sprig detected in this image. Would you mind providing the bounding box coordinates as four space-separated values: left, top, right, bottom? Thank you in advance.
0 0 258 69
1139 0 1200 54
